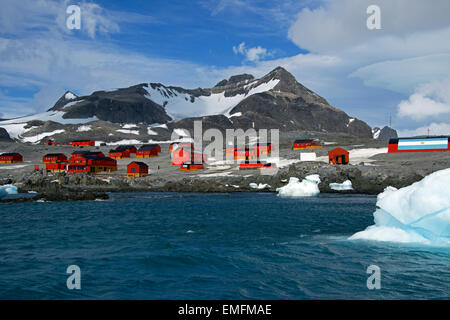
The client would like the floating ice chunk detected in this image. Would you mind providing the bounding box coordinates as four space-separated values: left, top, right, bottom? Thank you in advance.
0 185 18 199
329 180 353 191
249 183 270 190
350 168 450 245
276 175 320 197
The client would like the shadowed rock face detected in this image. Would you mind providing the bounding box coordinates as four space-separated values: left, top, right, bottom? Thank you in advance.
43 66 372 137
0 128 12 141
379 126 398 140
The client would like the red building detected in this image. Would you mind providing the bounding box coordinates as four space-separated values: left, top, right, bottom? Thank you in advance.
43 153 67 164
71 151 104 159
127 161 149 177
136 144 161 158
45 163 67 173
43 153 68 172
293 139 322 150
328 147 349 165
180 162 205 171
388 137 450 153
172 148 207 166
109 145 137 159
45 140 56 146
0 153 23 164
67 152 116 173
235 147 260 160
253 143 272 155
72 140 95 147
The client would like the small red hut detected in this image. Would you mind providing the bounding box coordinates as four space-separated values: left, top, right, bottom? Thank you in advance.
0 153 23 164
45 140 56 146
328 147 349 165
127 161 149 177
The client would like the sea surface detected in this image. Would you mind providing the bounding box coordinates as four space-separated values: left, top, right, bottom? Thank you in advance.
0 192 448 299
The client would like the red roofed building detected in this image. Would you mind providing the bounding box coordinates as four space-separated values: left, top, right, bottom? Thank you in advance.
136 144 161 158
67 152 116 173
0 153 23 164
127 161 149 177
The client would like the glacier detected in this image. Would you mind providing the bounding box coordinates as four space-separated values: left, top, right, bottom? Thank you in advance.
276 175 320 197
0 185 18 199
350 168 450 245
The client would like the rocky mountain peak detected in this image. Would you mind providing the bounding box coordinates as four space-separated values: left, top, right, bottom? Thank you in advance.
49 91 78 111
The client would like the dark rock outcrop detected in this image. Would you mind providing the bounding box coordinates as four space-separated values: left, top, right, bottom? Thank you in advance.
0 127 12 141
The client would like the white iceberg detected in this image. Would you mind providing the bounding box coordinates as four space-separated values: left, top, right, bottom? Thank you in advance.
0 184 19 199
350 168 450 245
276 175 320 197
329 180 353 191
249 183 271 190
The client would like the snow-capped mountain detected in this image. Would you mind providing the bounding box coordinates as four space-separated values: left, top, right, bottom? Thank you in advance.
0 66 374 143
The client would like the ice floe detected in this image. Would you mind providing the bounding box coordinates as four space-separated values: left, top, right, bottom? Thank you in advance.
276 175 321 197
329 180 353 191
350 168 450 245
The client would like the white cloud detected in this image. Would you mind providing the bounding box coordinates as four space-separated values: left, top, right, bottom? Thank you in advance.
397 123 450 137
398 78 450 121
233 42 270 62
288 0 450 53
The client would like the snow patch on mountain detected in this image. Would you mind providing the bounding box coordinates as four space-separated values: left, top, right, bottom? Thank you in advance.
0 111 98 139
144 79 280 119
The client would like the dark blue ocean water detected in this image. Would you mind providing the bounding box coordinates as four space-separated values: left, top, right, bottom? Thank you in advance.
0 193 448 299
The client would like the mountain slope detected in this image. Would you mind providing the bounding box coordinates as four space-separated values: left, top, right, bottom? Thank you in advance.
0 66 373 141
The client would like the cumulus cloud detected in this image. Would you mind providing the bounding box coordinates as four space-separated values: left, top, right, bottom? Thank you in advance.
397 123 450 137
233 42 271 62
397 78 450 121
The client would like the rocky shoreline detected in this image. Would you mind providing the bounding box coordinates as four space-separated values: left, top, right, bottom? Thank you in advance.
1 160 433 202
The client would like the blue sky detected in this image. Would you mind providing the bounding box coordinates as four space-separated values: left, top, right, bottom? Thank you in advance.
1 0 450 136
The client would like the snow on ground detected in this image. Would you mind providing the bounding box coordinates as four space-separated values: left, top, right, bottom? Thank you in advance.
323 142 337 145
196 171 238 178
144 79 280 119
77 125 92 132
249 183 271 189
116 129 139 135
21 130 66 143
0 164 30 170
317 148 387 164
350 168 450 246
122 124 138 129
277 175 321 197
329 180 353 191
107 139 146 145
